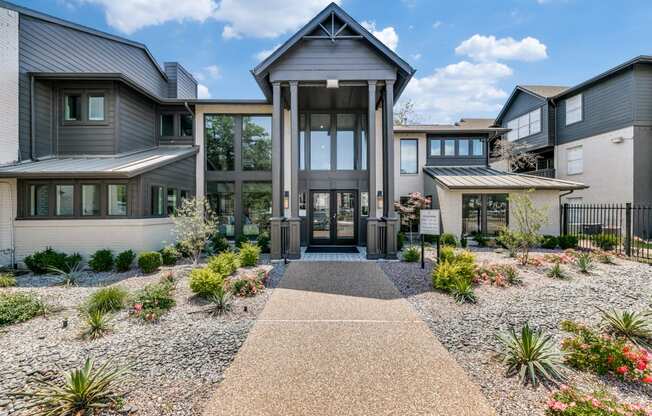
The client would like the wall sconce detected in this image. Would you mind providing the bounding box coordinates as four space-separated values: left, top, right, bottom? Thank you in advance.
284 191 290 210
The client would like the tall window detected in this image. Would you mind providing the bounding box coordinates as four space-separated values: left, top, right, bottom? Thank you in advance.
161 114 174 136
462 194 482 235
458 139 469 156
360 191 369 216
88 95 105 121
444 139 455 156
429 139 441 156
151 186 164 216
336 114 355 170
299 114 306 170
462 194 508 236
486 194 508 235
180 114 193 136
360 115 367 170
207 182 235 238
507 107 541 141
400 139 418 174
29 184 49 216
310 114 331 170
64 95 81 121
205 115 235 171
567 145 583 175
242 116 272 171
242 182 272 238
81 184 100 216
55 185 74 216
167 188 178 215
565 94 582 125
108 184 127 216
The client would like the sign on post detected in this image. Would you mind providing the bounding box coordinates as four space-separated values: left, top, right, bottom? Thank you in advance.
419 209 440 269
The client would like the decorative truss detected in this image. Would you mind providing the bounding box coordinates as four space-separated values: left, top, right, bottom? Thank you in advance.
303 11 363 43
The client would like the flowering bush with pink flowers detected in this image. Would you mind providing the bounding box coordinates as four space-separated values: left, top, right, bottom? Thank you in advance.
546 385 651 415
561 320 652 385
473 263 521 287
129 281 176 322
543 252 575 265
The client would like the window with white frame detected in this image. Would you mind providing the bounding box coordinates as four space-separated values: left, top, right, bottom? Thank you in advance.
565 94 582 125
506 107 541 141
567 145 583 175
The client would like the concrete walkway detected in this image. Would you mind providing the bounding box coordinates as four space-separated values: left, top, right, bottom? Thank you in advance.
203 262 495 416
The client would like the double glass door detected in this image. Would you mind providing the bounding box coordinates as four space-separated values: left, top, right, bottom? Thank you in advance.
310 190 357 245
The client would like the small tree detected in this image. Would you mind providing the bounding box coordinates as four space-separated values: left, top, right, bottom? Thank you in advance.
492 138 539 172
510 190 548 265
394 99 418 125
393 192 431 245
172 197 217 265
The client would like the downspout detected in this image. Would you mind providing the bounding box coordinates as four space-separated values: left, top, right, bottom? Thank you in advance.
550 98 558 175
0 181 16 269
184 101 194 117
558 189 575 235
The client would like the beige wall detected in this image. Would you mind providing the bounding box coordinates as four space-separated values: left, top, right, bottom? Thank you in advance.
556 126 634 204
0 179 17 266
0 7 19 165
14 218 176 262
394 132 427 199
436 186 561 238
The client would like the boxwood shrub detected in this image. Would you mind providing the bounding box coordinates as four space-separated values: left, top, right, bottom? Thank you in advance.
189 267 224 298
540 235 559 249
89 249 114 272
558 235 579 250
402 246 420 262
239 242 261 267
159 246 179 266
138 252 162 274
439 233 457 247
24 247 81 275
208 252 240 276
115 250 136 272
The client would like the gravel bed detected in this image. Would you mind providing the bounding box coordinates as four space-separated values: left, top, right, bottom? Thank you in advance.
0 257 285 416
381 248 652 416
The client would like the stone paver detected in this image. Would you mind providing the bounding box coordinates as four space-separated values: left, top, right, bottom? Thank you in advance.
203 262 495 416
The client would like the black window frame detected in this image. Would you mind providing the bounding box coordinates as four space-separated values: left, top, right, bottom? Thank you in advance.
62 89 108 126
462 193 509 236
54 183 76 217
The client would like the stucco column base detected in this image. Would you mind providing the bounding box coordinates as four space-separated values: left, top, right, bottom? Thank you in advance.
383 217 399 260
366 218 380 259
270 217 284 260
287 217 302 260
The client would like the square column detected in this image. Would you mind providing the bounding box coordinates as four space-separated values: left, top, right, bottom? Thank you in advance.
382 80 398 259
270 81 284 259
366 81 380 259
287 81 301 259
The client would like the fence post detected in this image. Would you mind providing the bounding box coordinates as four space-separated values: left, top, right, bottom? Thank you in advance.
561 203 569 236
625 203 632 257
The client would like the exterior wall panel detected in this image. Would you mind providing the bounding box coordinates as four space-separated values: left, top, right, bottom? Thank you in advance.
0 179 17 267
633 126 652 205
118 84 157 153
0 6 19 165
499 90 549 150
140 156 196 217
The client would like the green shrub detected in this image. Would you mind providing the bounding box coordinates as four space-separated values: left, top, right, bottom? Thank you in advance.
114 250 136 272
546 386 649 416
189 267 224 298
79 310 113 340
541 235 559 249
0 292 47 326
450 277 476 304
402 246 420 262
231 276 264 297
432 260 473 291
599 308 652 350
24 247 81 275
591 234 619 251
210 233 230 254
439 245 456 263
208 252 240 276
455 250 475 265
85 287 128 314
131 281 175 321
88 249 114 272
547 262 567 279
239 242 261 267
159 246 179 266
257 231 270 253
472 232 488 247
137 252 162 274
497 228 519 257
596 251 615 265
460 235 467 248
397 232 405 251
0 273 16 287
235 234 249 248
493 264 522 285
497 323 564 387
20 358 127 415
558 235 578 249
439 233 457 247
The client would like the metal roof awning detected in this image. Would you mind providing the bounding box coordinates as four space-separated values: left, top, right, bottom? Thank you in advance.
0 146 198 178
423 166 587 191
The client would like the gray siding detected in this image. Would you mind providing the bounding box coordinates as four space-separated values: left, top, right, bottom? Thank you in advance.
117 84 157 153
634 126 652 205
18 14 168 160
556 70 635 144
425 135 489 167
499 90 549 150
34 79 53 158
164 62 197 99
634 63 652 124
269 39 396 82
140 156 196 217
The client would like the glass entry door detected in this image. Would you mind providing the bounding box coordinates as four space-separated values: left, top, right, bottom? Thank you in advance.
310 190 357 245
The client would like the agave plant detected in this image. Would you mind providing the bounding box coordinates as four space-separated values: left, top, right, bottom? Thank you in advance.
48 262 85 287
208 285 233 316
450 277 476 304
575 252 593 274
599 308 652 349
546 262 567 279
79 310 113 340
21 358 128 415
496 323 565 387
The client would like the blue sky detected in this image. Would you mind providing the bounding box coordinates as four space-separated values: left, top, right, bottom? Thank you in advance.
12 0 652 123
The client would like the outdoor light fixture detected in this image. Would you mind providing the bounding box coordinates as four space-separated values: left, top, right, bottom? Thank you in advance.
284 191 290 210
377 190 384 212
326 79 339 88
611 136 624 144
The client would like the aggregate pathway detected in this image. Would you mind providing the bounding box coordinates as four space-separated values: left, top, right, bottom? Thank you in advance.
203 261 494 416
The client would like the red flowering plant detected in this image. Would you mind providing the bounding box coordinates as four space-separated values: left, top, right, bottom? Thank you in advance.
560 320 652 385
473 263 521 287
544 252 574 265
230 275 264 297
546 384 651 415
129 281 176 322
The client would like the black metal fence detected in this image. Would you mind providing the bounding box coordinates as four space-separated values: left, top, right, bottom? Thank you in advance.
561 203 652 262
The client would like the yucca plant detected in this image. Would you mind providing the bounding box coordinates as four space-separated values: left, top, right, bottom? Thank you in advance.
20 358 127 415
599 308 652 349
496 323 565 387
450 277 476 304
208 285 233 316
575 252 593 274
48 262 85 287
79 310 113 340
546 262 567 279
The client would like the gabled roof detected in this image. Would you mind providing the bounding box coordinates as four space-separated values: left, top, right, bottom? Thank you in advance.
520 85 569 98
0 146 197 178
251 2 415 101
495 85 564 124
423 166 587 190
394 118 506 134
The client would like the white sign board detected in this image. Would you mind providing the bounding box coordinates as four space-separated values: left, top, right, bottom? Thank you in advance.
419 209 440 235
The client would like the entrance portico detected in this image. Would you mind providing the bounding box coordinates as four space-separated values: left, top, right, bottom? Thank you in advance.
251 3 415 260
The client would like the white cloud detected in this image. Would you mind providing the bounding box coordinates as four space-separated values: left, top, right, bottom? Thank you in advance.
254 43 282 62
197 84 211 99
215 0 338 39
401 61 512 123
79 0 217 34
455 34 548 62
411 53 422 61
204 65 221 79
361 21 399 51
432 20 442 29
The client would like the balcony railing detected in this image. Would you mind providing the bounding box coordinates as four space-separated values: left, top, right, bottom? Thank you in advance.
525 168 556 178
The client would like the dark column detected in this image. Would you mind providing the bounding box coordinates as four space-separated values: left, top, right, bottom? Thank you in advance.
383 80 398 259
270 81 284 259
288 81 301 258
366 80 380 259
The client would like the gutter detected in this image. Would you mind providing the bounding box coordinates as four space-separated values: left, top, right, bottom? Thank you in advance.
0 181 16 268
183 101 194 117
